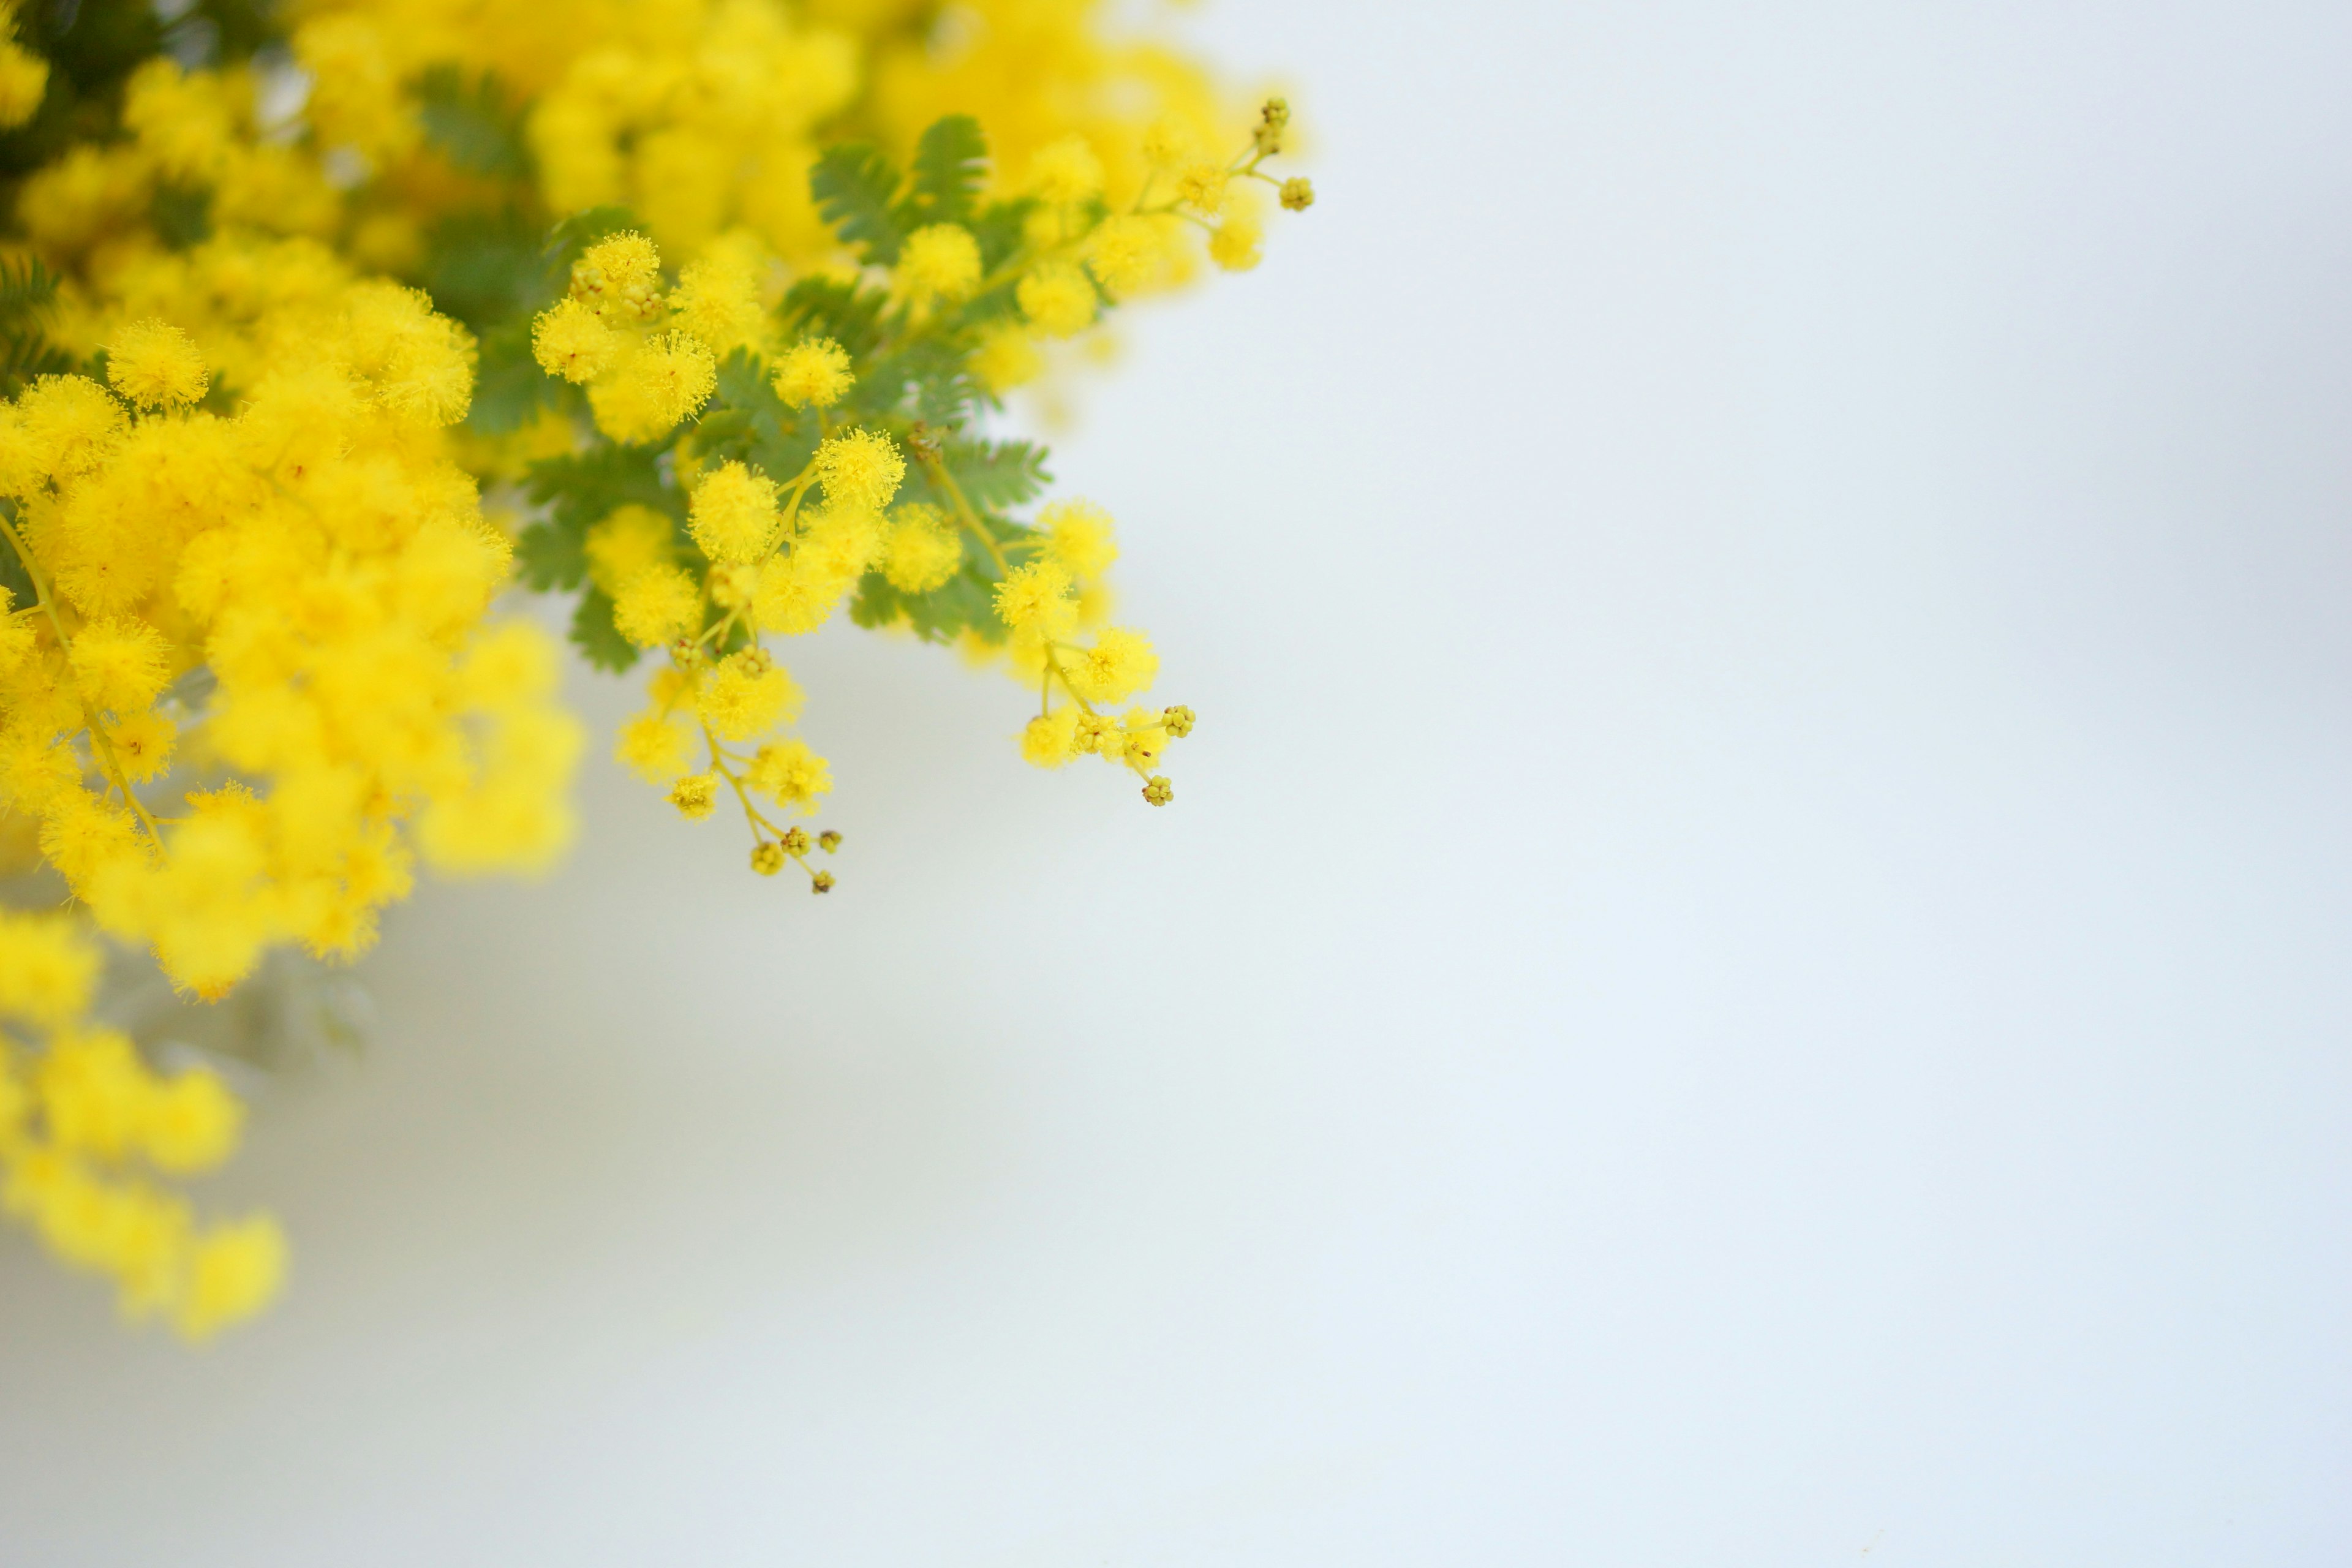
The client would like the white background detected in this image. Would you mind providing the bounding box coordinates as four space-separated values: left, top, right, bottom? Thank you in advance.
6 0 2352 1561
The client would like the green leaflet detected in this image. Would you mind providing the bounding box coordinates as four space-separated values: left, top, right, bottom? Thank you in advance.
415 66 532 181
934 438 1052 510
519 445 676 591
904 115 987 229
810 143 905 266
778 275 887 361
570 587 639 673
0 257 72 397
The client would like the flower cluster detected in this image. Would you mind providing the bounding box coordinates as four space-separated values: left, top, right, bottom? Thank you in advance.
0 911 283 1340
0 291 579 998
0 0 1309 1335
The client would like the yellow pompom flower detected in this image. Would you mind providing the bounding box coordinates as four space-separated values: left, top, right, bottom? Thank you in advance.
1027 135 1104 204
104 319 209 410
1063 627 1158 704
747 738 830 810
993 560 1077 637
971 325 1041 393
1021 707 1079 769
174 1216 287 1343
1209 216 1263 273
584 504 675 597
611 563 702 647
814 428 904 512
69 617 172 714
532 296 622 384
0 41 48 129
571 232 665 320
108 709 175 783
616 711 695 782
899 224 981 305
1039 497 1118 579
672 252 766 354
771 337 851 409
588 332 716 444
695 647 800 741
0 912 100 1028
687 461 781 564
1175 163 1229 214
1018 262 1096 337
880 503 962 593
668 771 720 820
138 1069 244 1175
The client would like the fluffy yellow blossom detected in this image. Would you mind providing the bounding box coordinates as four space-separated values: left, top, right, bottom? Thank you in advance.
751 504 881 634
1210 216 1264 273
1022 707 1079 768
1027 135 1104 204
687 461 781 565
572 232 665 321
1019 262 1096 337
673 251 766 354
814 429 904 512
532 296 622 384
616 711 695 782
1039 498 1118 580
899 224 981 304
1063 628 1158 704
747 739 829 811
669 771 720 820
0 913 100 1028
772 337 851 409
612 563 703 647
880 503 962 593
971 324 1041 393
104 319 209 410
1175 163 1229 214
696 647 801 741
68 617 172 714
1086 216 1167 297
0 919 283 1340
0 40 47 129
584 505 676 597
588 332 716 444
993 560 1077 637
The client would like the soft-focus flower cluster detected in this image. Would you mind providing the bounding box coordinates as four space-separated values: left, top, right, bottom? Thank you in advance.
0 0 1308 1335
0 911 284 1340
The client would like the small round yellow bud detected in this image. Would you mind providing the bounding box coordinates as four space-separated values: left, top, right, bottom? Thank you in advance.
816 830 841 853
1162 704 1196 738
1280 178 1315 212
751 840 786 875
810 870 835 894
780 826 811 854
1142 775 1173 806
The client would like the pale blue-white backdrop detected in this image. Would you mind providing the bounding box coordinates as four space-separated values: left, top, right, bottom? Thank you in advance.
4 1 2350 1561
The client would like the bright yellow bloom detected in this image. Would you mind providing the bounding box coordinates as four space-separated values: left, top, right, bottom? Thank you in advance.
0 913 100 1028
1039 498 1117 580
687 461 782 565
611 563 703 647
771 337 853 409
584 504 676 597
1027 135 1104 204
1018 262 1096 337
880 503 962 593
899 224 981 304
814 429 904 512
696 647 801 741
747 739 829 811
104 319 210 409
532 296 622 384
1063 627 1158 704
0 41 48 129
993 560 1077 637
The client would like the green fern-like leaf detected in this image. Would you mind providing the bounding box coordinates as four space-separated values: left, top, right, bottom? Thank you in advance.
810 143 905 265
415 66 532 181
901 115 987 230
